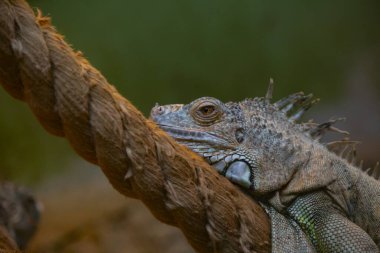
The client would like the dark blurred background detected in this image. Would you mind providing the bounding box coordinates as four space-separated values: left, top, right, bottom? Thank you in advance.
0 0 379 252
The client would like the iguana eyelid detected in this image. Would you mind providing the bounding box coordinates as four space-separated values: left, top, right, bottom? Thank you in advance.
190 100 222 125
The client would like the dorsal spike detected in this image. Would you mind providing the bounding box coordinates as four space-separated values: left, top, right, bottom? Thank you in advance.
300 120 318 133
289 98 320 122
309 118 349 139
339 144 349 157
374 162 380 180
358 160 364 169
265 78 274 102
326 140 357 149
349 146 357 165
328 126 350 135
282 103 295 114
345 148 353 161
365 167 373 175
289 109 306 122
281 94 312 114
274 92 304 109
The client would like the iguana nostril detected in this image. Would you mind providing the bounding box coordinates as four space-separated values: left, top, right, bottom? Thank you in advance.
151 105 165 117
151 104 185 119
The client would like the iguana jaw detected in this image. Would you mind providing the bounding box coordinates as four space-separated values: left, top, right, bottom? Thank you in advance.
157 124 233 149
156 124 254 189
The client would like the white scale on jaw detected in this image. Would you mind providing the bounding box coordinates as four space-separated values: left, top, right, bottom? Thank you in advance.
203 151 254 189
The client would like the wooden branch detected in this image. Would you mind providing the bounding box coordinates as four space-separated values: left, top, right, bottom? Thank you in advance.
0 1 270 252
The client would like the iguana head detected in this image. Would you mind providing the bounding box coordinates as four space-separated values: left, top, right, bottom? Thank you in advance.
150 88 317 190
151 96 253 187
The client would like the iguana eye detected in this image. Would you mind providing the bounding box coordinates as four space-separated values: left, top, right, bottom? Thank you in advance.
191 101 221 125
199 105 215 115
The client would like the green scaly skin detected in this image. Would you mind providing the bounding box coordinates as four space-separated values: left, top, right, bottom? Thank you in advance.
151 91 380 253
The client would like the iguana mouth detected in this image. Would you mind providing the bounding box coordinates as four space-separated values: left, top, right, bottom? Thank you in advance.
157 124 254 189
157 124 233 149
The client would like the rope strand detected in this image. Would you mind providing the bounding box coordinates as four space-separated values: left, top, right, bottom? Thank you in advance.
0 1 270 252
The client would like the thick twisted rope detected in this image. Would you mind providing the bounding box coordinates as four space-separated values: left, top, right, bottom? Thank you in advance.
0 1 270 252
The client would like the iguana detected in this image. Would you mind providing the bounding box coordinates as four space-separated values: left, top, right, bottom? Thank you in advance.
0 182 41 250
150 86 380 253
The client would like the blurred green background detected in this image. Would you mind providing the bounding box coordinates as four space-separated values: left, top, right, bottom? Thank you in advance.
0 0 380 183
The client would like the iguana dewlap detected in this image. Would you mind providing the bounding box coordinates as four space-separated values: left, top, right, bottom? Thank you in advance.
151 89 380 253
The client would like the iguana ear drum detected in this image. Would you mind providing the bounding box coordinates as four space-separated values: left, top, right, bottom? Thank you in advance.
235 128 245 143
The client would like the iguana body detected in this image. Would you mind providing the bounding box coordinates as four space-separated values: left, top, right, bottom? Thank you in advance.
151 90 380 253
